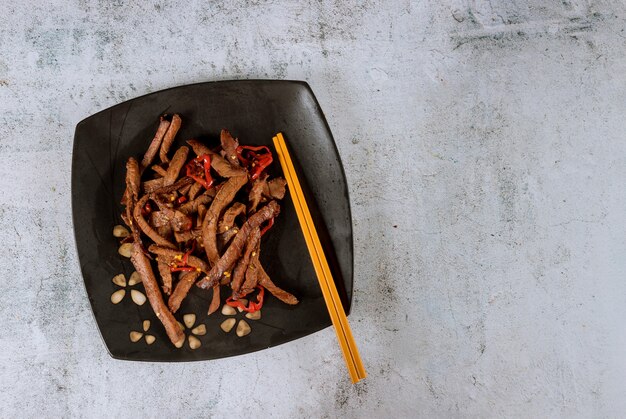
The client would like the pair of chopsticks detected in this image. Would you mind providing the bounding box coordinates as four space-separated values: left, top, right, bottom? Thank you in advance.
272 133 366 384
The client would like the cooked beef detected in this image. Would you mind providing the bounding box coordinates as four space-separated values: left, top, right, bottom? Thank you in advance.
158 261 173 296
218 202 246 233
207 285 221 315
151 164 167 177
141 116 170 169
134 195 176 249
159 114 181 163
256 260 298 305
179 193 213 216
150 211 170 228
168 271 201 313
187 139 246 178
220 129 240 167
143 178 164 194
197 200 280 289
148 245 210 273
201 175 248 265
266 178 287 200
230 227 260 293
163 145 189 186
130 242 184 346
248 176 266 213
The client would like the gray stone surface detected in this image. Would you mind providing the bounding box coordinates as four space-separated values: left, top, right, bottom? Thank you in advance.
1 0 625 417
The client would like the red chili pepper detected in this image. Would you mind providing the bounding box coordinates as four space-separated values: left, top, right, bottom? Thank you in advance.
236 145 273 180
141 202 152 216
185 154 214 189
181 241 195 266
177 196 188 204
260 217 274 236
226 286 265 313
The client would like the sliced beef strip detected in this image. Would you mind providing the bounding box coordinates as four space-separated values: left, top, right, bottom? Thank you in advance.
207 285 221 315
134 195 176 249
179 192 213 216
201 175 248 265
248 177 266 213
218 202 246 233
220 129 240 167
187 139 246 178
240 241 261 294
266 177 287 200
157 261 173 296
256 260 298 305
130 242 184 346
174 229 202 243
230 227 260 293
168 271 201 313
163 145 189 186
197 200 280 289
152 197 193 233
150 176 194 195
148 245 210 273
217 228 238 253
152 165 167 177
188 181 203 201
143 178 165 194
150 211 170 228
159 114 182 163
142 116 170 169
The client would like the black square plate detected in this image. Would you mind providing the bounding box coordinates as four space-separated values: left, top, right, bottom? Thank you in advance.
72 80 353 361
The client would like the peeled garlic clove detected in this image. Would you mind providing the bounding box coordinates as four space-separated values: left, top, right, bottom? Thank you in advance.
118 243 133 258
113 225 130 238
245 310 261 320
183 313 196 329
131 290 146 306
128 271 142 286
236 299 248 313
236 319 251 337
145 335 156 345
188 335 201 350
220 318 236 333
174 337 184 348
191 324 206 336
111 274 126 287
130 331 143 342
142 320 150 332
221 304 236 316
110 289 126 304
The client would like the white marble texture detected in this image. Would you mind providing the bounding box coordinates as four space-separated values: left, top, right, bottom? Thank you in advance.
0 0 625 417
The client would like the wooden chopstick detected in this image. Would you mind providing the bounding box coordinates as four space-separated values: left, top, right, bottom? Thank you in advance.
272 133 366 383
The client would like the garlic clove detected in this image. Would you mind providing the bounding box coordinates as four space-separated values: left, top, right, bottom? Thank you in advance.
142 320 150 332
221 304 237 316
145 335 156 345
245 310 261 320
130 331 143 342
188 335 201 350
183 313 196 329
191 324 206 336
113 225 130 238
118 243 133 258
110 289 126 304
236 320 251 337
128 271 142 286
130 290 146 306
220 318 236 333
112 274 126 287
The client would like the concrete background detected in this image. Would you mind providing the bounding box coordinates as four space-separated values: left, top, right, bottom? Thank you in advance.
1 0 625 417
